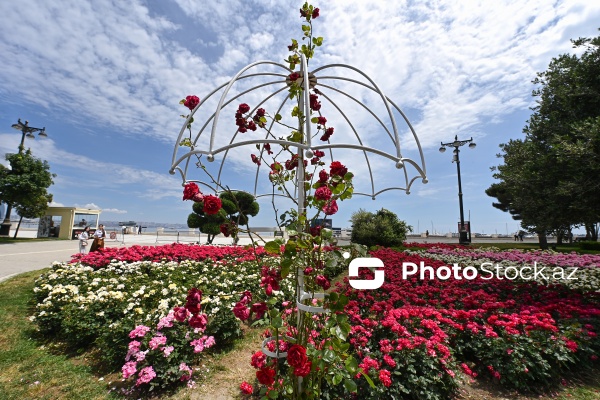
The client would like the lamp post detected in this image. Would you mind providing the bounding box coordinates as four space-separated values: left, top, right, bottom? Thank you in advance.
439 135 476 245
0 119 48 236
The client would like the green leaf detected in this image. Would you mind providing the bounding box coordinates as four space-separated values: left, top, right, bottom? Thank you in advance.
343 378 358 393
345 357 358 374
332 373 343 385
311 117 319 123
264 241 281 255
361 370 376 388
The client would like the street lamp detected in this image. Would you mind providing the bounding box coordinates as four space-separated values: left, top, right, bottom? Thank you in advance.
439 135 476 245
0 119 49 236
11 118 47 154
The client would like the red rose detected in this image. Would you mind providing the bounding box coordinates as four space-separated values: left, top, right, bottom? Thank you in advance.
294 360 312 377
188 313 207 330
256 367 276 385
330 161 347 177
255 108 266 117
233 302 250 321
251 154 261 165
184 95 200 111
183 182 199 200
287 344 308 368
240 381 253 395
312 8 320 19
251 350 267 369
319 170 329 183
173 306 188 322
316 275 331 290
322 199 338 215
289 72 300 82
203 195 222 215
250 302 268 319
238 103 251 114
220 224 231 237
314 186 332 201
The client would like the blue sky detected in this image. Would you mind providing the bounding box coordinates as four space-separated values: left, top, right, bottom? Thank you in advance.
0 0 599 234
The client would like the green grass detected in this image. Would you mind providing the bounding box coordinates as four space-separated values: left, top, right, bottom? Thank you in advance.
471 242 600 254
0 271 118 400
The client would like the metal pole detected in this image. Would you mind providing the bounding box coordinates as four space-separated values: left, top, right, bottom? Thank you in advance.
455 147 468 244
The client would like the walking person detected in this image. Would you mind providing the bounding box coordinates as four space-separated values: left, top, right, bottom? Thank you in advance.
78 226 90 254
90 224 107 252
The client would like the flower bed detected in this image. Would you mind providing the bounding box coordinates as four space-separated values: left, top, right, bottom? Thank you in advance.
69 242 264 269
332 247 600 399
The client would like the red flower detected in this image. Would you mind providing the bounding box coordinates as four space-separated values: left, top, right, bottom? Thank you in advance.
256 367 276 385
314 186 332 201
294 360 312 377
173 306 189 322
188 313 207 330
251 351 267 369
255 108 266 117
322 199 338 215
287 344 309 368
238 103 251 114
264 143 273 155
330 161 347 177
312 8 320 18
183 182 200 200
310 225 322 237
203 195 222 215
379 369 392 387
251 154 261 166
240 381 253 395
289 72 300 82
251 302 268 319
184 95 200 111
315 275 331 290
317 116 327 125
319 170 329 183
220 224 231 237
233 302 250 321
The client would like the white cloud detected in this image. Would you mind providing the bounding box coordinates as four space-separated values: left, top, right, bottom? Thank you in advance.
102 208 128 214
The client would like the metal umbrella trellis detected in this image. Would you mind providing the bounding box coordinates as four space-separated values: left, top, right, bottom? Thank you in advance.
169 52 428 369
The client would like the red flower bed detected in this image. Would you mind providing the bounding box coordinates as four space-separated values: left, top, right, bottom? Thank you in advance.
70 243 265 269
334 248 600 397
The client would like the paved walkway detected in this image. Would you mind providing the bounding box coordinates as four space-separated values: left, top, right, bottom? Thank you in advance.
0 233 265 283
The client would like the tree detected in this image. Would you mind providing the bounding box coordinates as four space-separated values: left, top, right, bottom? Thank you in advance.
350 208 411 248
0 150 55 238
487 30 600 246
187 190 259 244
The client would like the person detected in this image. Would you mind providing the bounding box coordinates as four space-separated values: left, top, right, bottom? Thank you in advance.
425 230 429 238
79 218 87 227
138 225 142 235
78 226 90 254
90 224 107 252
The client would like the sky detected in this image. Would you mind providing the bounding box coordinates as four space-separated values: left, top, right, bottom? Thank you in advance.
0 0 599 235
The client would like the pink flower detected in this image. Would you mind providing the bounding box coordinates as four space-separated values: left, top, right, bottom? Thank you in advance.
179 363 193 381
129 325 151 339
157 313 174 330
135 366 156 386
163 345 174 357
122 361 137 379
149 335 167 350
173 306 189 322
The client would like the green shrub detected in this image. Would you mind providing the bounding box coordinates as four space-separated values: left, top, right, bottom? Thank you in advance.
350 208 412 248
579 241 600 250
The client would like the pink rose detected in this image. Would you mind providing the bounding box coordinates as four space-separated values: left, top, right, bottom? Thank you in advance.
322 199 338 215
